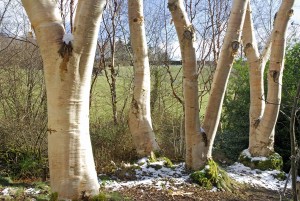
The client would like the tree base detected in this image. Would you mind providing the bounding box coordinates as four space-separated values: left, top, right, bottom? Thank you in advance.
190 159 238 191
238 149 283 171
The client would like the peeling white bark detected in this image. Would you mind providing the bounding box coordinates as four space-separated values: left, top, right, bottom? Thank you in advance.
168 0 201 170
128 0 160 156
243 0 295 156
169 0 248 170
242 3 267 156
202 0 248 162
21 0 106 199
253 0 295 156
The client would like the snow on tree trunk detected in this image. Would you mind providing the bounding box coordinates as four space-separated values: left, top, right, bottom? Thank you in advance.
128 0 160 156
21 0 106 199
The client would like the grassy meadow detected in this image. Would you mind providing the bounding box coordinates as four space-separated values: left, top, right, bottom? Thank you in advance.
0 63 213 179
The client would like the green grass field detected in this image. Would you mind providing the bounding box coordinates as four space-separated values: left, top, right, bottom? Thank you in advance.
89 65 211 123
0 64 213 174
0 64 211 123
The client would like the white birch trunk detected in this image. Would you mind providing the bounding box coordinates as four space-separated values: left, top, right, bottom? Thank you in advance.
242 3 268 155
128 0 160 156
251 0 295 156
169 0 248 170
202 0 248 160
168 0 201 170
21 0 106 199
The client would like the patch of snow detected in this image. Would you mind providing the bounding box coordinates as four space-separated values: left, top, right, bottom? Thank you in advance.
121 162 131 168
25 188 41 195
100 161 190 191
62 33 74 44
210 187 218 192
98 157 298 193
137 157 148 165
227 162 290 191
242 149 268 161
241 149 251 157
149 161 165 166
1 188 10 196
1 187 43 197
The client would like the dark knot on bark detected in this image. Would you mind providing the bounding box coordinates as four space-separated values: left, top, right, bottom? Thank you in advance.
167 2 177 12
58 42 73 58
183 25 196 41
288 9 294 17
269 70 279 83
231 40 240 52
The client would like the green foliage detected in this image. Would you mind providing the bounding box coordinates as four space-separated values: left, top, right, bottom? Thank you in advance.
90 121 138 172
191 171 213 189
0 148 48 179
91 191 132 201
149 65 185 160
190 160 237 191
49 192 58 201
149 151 157 162
217 43 300 171
112 166 138 181
91 192 107 201
153 112 184 160
215 60 250 161
0 54 47 180
268 153 284 170
0 176 12 186
149 155 174 169
146 155 174 170
0 176 52 200
275 42 300 172
0 63 189 179
275 171 287 181
159 157 174 168
238 150 283 170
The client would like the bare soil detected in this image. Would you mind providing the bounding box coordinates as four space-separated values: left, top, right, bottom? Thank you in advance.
113 185 292 201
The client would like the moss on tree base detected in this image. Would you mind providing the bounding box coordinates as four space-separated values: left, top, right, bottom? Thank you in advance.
238 149 283 171
147 151 174 168
190 159 237 191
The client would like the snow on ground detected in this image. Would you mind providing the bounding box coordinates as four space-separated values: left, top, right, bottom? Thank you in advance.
240 149 268 162
101 158 295 192
0 186 42 197
0 159 297 197
1 188 9 196
226 162 291 191
102 160 190 191
24 188 41 195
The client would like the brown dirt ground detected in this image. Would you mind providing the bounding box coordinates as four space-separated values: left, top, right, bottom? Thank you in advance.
110 185 292 201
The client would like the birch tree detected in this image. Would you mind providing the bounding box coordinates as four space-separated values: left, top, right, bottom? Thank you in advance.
200 0 249 166
128 0 160 156
21 0 106 199
169 0 248 170
243 1 295 157
168 0 199 169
